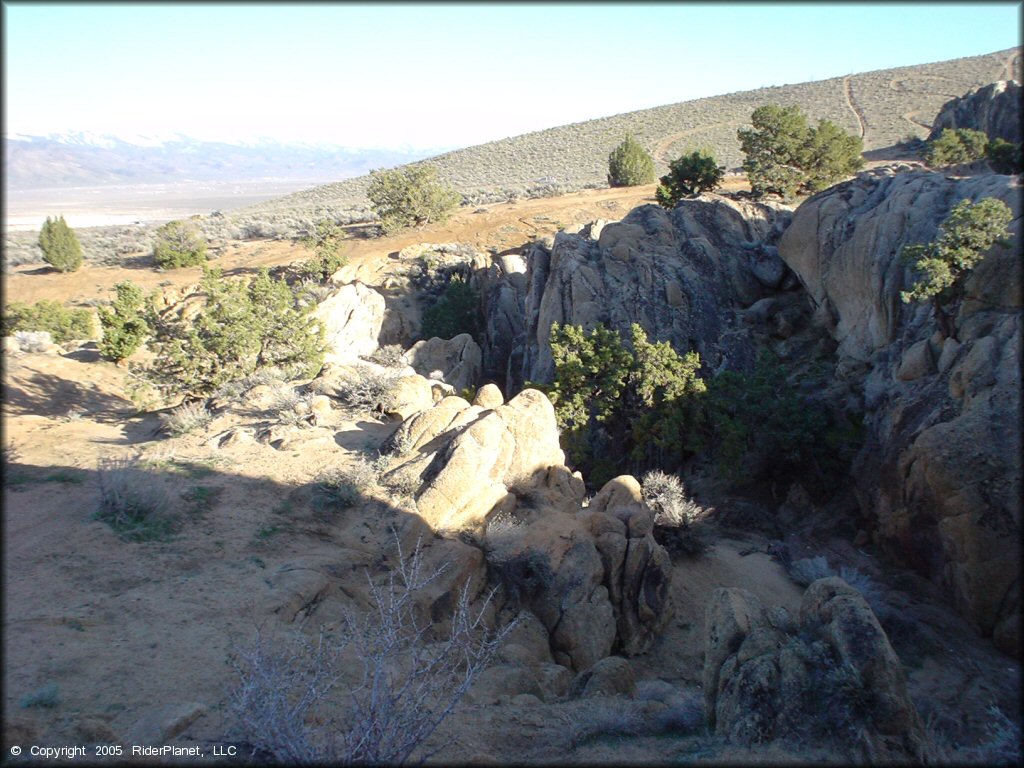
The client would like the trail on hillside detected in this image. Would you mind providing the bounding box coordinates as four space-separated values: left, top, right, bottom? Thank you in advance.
652 122 743 165
843 77 868 139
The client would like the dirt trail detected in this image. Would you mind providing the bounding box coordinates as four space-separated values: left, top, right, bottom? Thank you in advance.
843 76 868 139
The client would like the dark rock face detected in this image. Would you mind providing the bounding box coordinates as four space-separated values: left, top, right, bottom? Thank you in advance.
778 165 1022 655
704 581 928 762
928 80 1022 144
493 196 795 392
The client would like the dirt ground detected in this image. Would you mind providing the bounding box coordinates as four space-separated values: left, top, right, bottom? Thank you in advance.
3 181 1020 763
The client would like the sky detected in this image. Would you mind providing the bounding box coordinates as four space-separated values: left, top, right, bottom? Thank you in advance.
3 2 1021 151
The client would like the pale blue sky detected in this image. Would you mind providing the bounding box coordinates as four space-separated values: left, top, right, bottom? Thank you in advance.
3 2 1020 150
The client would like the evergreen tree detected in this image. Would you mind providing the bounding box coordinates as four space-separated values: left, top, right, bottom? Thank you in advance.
98 281 149 362
607 135 657 187
367 164 461 235
153 219 208 269
655 150 724 207
38 215 83 272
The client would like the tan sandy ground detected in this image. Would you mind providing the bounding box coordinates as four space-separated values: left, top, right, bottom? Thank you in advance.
3 181 1020 763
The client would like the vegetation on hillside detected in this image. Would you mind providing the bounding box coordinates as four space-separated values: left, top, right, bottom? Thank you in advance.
38 215 83 273
367 164 461 235
738 105 863 198
153 219 208 269
296 219 348 281
607 135 656 187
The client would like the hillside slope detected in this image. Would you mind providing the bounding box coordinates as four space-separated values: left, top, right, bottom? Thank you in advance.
242 47 1020 217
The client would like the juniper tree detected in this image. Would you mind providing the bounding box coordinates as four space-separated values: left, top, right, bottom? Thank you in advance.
607 135 656 187
38 215 83 273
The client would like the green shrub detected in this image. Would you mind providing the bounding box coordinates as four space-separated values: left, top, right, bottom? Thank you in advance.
738 105 863 197
2 299 94 342
98 281 149 362
607 134 656 187
38 216 83 272
901 197 1013 335
703 351 848 486
297 219 348 281
924 128 989 167
543 322 705 488
420 275 479 340
367 164 461 235
153 219 208 268
986 138 1023 174
655 150 724 207
145 268 325 397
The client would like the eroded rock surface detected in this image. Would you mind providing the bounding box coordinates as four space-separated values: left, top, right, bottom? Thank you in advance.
313 282 386 364
928 80 1022 144
778 166 1022 654
704 579 927 762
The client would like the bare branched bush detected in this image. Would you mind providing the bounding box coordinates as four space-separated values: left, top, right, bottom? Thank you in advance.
563 698 647 747
640 470 703 526
160 401 213 437
333 365 400 415
370 344 408 368
313 459 379 510
229 537 514 764
95 457 175 540
378 466 421 503
788 556 834 587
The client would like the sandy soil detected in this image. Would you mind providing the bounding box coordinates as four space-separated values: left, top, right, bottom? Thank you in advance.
3 181 1020 763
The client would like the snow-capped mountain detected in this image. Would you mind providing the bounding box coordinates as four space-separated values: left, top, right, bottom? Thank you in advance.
3 132 442 190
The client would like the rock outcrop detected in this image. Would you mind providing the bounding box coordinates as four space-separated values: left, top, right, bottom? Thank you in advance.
928 80 1022 145
313 282 386 364
377 389 673 672
406 333 482 393
704 580 928 762
498 196 796 391
778 165 1022 655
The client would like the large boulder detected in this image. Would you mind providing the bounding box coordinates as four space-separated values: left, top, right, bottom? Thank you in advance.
381 388 578 532
314 282 386 364
704 580 928 762
928 80 1022 145
505 197 795 390
778 166 1022 655
406 333 482 393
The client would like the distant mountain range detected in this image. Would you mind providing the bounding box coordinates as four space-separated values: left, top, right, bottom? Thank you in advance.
2 132 443 190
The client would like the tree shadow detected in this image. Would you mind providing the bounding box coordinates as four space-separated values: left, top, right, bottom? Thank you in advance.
3 370 137 423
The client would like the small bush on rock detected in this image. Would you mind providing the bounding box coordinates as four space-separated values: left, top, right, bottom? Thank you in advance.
656 150 724 207
296 219 348 282
985 138 1023 175
924 128 989 168
159 401 212 437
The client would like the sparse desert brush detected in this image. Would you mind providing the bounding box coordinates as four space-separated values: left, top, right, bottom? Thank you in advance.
332 365 400 415
370 344 407 368
229 536 514 764
788 555 834 586
19 682 60 709
314 460 378 510
94 457 175 540
13 330 53 353
563 698 647 747
378 465 421 503
160 400 213 437
640 470 703 527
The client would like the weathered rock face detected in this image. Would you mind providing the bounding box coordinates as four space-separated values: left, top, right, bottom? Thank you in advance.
928 80 1022 144
382 388 579 532
475 253 528 384
406 333 482 393
704 580 928 762
778 165 1022 655
503 196 795 391
313 282 386 364
378 391 672 672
